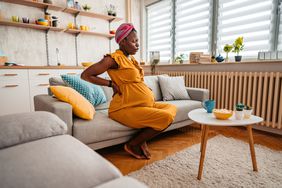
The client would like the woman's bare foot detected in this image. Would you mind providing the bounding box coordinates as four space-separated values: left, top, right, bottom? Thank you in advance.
124 144 146 159
141 142 151 159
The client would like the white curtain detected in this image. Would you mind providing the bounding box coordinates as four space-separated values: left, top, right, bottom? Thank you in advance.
147 0 172 63
217 0 274 58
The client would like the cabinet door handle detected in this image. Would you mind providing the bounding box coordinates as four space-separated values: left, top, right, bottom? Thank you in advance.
67 72 77 75
38 73 50 76
5 84 18 88
38 84 49 86
4 74 18 76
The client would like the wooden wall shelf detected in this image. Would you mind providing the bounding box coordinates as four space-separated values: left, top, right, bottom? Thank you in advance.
0 0 64 11
63 8 123 22
0 20 64 31
0 1 123 22
65 29 114 39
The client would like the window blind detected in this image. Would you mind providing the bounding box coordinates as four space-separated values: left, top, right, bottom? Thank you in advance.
278 1 282 50
217 0 273 59
147 0 172 63
175 0 211 57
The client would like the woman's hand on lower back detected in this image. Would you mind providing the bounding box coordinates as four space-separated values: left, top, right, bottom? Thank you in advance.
112 82 122 96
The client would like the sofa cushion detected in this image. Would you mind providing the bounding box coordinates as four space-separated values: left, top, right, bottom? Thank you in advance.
73 110 137 145
50 86 95 120
61 74 107 106
95 101 111 111
0 135 122 188
158 100 202 123
143 75 162 101
0 111 67 149
158 76 191 101
101 86 113 102
49 77 67 86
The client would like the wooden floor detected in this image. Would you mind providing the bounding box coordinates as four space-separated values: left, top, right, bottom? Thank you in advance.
98 124 282 175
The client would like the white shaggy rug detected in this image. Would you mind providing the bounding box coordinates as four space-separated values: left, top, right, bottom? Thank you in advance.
128 135 282 188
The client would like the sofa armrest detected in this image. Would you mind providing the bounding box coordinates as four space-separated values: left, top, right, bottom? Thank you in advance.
0 111 67 149
186 87 209 102
34 94 73 135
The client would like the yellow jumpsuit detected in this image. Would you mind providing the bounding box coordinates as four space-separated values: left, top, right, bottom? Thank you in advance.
107 50 177 131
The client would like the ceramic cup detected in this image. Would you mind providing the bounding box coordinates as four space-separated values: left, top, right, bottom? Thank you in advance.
22 17 29 23
202 100 215 113
235 110 244 120
12 16 19 22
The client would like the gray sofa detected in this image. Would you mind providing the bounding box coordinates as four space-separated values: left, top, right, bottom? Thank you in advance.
0 111 147 188
34 75 209 150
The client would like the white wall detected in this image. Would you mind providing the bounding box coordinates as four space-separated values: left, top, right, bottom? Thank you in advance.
0 0 141 66
131 0 141 61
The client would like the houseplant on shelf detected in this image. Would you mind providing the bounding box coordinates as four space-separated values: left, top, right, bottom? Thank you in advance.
174 54 187 64
232 36 244 62
82 4 91 11
223 44 233 63
106 4 117 16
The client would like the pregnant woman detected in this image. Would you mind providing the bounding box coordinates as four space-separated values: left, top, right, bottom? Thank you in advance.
81 23 177 159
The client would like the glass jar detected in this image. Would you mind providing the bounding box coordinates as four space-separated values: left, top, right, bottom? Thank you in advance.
44 12 51 26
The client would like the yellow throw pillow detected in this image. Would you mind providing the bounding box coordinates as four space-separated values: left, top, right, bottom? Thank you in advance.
50 86 95 120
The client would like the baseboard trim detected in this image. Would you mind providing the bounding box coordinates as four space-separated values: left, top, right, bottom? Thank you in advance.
253 125 282 136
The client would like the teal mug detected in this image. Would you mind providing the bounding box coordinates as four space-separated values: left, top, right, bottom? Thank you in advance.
202 100 215 113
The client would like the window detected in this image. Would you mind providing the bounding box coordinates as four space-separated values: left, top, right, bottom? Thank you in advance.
278 0 282 50
146 0 280 62
217 0 273 58
175 0 212 56
147 0 172 63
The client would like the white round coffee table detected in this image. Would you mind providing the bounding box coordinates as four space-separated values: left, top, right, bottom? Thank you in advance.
188 108 263 180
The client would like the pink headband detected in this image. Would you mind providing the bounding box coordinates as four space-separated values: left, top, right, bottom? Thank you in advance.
115 23 134 44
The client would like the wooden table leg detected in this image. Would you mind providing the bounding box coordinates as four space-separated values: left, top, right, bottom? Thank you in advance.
247 125 258 171
200 124 206 152
198 125 209 180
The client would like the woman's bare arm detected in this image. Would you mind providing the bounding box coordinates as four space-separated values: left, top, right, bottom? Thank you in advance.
81 56 121 95
81 56 117 86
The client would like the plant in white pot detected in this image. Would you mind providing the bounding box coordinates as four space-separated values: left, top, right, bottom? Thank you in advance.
235 103 244 120
232 36 244 62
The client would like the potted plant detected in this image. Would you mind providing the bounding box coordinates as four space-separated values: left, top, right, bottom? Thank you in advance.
106 4 116 16
244 105 253 119
175 54 187 64
223 44 233 63
82 4 91 11
235 103 244 120
232 36 244 62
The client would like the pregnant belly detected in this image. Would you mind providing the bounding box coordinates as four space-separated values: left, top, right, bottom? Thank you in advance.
115 83 155 107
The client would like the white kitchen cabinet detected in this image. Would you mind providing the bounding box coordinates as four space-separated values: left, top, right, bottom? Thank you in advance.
0 69 30 115
0 68 83 115
28 69 82 111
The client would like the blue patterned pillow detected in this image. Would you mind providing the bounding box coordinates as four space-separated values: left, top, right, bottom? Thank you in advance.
61 75 106 106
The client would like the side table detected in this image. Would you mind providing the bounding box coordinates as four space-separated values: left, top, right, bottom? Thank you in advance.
188 108 263 180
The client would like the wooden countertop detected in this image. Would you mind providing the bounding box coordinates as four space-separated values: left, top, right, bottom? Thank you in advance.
141 60 282 67
0 66 84 69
